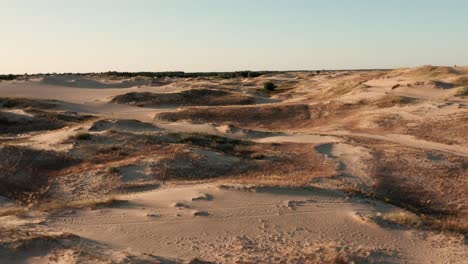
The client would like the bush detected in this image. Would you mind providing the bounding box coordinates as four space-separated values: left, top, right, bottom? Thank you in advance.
263 81 277 92
74 132 91 140
106 166 119 174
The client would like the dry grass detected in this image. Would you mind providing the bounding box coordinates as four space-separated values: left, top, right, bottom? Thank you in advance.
371 148 467 215
227 144 339 186
404 114 468 145
170 132 253 156
0 226 162 263
399 65 460 79
452 76 468 87
455 87 468 98
118 181 160 193
111 89 255 107
40 196 125 212
156 104 311 129
0 110 64 134
0 106 94 135
0 207 29 217
422 215 468 235
0 97 57 109
204 235 395 264
374 211 422 227
0 227 78 250
0 196 124 217
72 132 92 140
0 146 75 202
373 95 415 108
370 211 467 236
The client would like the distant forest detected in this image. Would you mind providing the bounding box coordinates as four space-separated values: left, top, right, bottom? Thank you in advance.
0 70 282 80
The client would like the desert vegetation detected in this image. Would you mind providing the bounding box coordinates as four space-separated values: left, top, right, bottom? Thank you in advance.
455 87 468 98
111 89 256 107
263 81 277 91
0 66 467 263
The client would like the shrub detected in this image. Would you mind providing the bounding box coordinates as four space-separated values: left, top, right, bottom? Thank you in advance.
106 166 119 174
74 132 91 140
263 81 277 92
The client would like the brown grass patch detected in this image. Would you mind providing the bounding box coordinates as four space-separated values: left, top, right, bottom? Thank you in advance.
156 104 311 129
0 97 57 109
374 211 422 227
0 226 163 263
453 76 468 87
398 66 460 79
0 146 75 203
373 95 415 108
111 89 256 107
204 235 396 263
455 87 468 98
404 114 468 145
0 196 125 217
39 196 125 212
0 227 78 251
370 211 467 235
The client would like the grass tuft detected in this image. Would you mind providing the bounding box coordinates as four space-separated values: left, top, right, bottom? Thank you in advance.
73 132 92 140
455 87 468 98
374 95 415 108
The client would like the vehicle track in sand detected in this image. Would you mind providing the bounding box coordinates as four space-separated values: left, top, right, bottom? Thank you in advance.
45 184 466 263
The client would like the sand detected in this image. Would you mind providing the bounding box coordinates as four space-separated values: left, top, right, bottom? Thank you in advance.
1 67 467 263
45 183 465 263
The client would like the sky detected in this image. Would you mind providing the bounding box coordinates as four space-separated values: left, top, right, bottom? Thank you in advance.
1 0 468 73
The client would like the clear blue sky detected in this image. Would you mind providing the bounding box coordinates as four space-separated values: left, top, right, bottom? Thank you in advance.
1 0 467 73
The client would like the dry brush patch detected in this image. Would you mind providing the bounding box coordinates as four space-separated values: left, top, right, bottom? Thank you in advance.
196 235 396 264
0 107 94 134
455 86 468 98
371 148 467 215
111 89 256 107
372 95 416 108
156 104 312 130
0 226 162 263
38 196 125 213
308 135 468 235
315 71 385 99
0 97 58 109
368 211 468 236
228 143 339 186
0 146 75 204
337 142 468 235
393 66 461 80
47 132 304 199
403 113 468 145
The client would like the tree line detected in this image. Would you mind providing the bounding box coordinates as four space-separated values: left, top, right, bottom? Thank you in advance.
0 70 279 80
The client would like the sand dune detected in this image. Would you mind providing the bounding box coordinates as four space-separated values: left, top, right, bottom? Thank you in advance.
0 66 467 263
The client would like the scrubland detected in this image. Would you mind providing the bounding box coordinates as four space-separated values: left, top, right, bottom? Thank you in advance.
0 66 467 263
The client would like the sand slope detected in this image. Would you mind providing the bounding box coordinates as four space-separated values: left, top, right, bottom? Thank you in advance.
46 184 465 263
